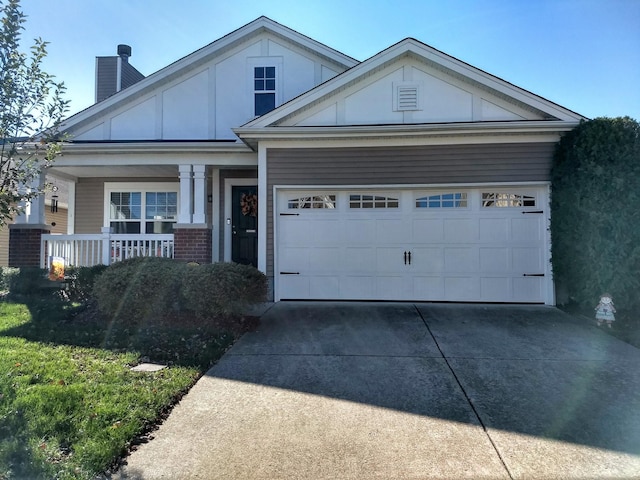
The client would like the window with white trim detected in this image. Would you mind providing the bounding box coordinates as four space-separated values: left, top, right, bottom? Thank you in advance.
254 66 276 116
416 192 467 208
349 194 399 209
106 184 179 234
482 192 536 208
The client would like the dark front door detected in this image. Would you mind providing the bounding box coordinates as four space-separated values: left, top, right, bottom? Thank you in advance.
231 185 258 267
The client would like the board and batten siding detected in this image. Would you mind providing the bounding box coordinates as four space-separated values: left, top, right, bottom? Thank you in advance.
75 178 178 234
265 142 556 276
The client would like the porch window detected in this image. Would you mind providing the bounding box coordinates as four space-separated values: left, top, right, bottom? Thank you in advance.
107 184 178 234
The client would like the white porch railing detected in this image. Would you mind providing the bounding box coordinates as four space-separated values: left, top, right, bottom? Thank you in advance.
41 231 174 268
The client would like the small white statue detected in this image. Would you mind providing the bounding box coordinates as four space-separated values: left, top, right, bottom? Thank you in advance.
595 294 616 328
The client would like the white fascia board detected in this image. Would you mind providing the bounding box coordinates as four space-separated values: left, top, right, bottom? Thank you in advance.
235 120 579 146
53 156 257 168
244 39 585 128
61 17 357 133
259 17 358 68
60 141 253 155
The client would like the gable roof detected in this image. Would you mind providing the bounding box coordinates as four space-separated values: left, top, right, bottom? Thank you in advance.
238 37 585 131
60 16 359 134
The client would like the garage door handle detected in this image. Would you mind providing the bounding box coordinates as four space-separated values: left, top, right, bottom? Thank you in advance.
404 251 407 265
280 213 300 216
408 251 412 265
522 211 544 214
523 273 545 277
280 271 300 275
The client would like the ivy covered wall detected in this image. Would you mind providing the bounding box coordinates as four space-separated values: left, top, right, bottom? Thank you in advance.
551 117 640 309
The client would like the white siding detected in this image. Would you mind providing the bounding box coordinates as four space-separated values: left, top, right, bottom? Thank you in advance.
71 32 351 142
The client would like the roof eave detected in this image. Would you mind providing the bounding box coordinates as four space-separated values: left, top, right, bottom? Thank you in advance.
59 140 253 155
234 120 580 150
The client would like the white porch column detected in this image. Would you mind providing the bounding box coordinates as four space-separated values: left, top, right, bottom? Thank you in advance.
192 165 206 225
13 172 46 225
257 144 267 274
211 168 220 262
66 181 76 234
101 227 112 265
178 164 192 224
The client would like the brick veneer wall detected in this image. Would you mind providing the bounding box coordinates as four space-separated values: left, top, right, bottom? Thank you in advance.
9 227 51 267
173 228 212 264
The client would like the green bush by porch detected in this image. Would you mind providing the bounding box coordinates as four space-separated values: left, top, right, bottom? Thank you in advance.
92 257 268 324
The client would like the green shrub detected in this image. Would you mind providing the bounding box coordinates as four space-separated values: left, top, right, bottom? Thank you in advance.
65 264 108 303
0 266 19 292
3 267 48 296
181 262 268 318
93 259 267 325
93 257 187 324
551 117 640 308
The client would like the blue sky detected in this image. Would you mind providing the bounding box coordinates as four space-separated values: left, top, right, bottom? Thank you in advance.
18 0 640 120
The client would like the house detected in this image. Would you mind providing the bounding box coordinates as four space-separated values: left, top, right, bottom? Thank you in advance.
9 16 584 304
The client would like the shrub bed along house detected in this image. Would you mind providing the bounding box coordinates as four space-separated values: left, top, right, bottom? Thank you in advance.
93 257 268 326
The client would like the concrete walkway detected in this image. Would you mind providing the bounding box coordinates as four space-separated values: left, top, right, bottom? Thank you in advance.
115 302 640 479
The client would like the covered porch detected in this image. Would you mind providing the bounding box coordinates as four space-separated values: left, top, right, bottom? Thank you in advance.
8 141 259 271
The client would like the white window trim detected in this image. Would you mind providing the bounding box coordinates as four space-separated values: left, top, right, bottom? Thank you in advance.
104 182 180 233
247 57 283 118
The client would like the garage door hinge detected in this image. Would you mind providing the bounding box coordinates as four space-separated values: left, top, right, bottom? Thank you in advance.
522 210 544 214
280 271 300 275
279 213 300 216
523 273 545 277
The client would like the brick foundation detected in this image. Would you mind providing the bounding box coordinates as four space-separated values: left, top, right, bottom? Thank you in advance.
9 226 51 267
173 227 212 264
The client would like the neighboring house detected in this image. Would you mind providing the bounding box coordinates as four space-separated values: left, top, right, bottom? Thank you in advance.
10 16 585 304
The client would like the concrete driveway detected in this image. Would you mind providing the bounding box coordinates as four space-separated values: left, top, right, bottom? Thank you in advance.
116 303 640 479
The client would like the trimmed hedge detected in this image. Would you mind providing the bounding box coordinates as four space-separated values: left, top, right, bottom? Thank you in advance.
0 267 19 292
0 267 48 295
93 257 185 324
182 262 268 317
550 117 640 308
64 264 108 303
93 258 267 325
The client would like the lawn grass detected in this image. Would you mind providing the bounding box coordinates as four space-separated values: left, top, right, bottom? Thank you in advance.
0 299 238 480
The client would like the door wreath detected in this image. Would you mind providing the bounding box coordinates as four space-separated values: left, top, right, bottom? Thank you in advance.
240 193 258 217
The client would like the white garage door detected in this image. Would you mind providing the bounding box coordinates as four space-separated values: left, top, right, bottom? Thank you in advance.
276 187 550 303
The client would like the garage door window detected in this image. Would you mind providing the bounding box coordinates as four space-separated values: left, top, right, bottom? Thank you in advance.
482 193 536 208
416 192 467 208
349 194 399 209
288 195 336 209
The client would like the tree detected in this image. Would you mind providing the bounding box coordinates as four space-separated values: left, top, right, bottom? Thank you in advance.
0 0 68 227
550 117 640 309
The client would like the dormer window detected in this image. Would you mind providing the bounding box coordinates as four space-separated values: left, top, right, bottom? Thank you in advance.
254 66 276 116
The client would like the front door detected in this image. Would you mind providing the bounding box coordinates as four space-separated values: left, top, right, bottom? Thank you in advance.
231 185 258 267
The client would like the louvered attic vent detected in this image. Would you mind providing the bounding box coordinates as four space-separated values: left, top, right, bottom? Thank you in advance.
395 85 419 111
